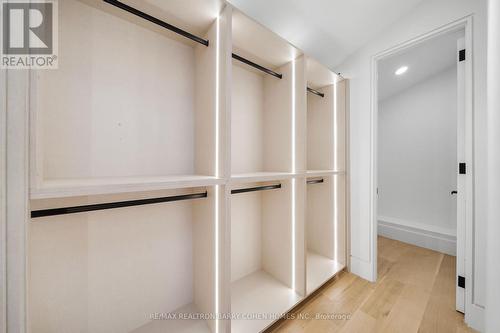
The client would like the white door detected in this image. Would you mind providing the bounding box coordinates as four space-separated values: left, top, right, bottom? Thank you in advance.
455 37 466 313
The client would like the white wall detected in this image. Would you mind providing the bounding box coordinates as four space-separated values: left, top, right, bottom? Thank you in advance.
486 0 500 331
378 68 457 236
337 0 487 329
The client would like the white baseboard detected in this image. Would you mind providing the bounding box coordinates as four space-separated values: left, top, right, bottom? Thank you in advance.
350 256 375 282
378 216 457 256
465 303 484 332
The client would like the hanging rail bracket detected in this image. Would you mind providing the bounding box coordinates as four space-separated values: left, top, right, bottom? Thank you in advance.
103 0 209 46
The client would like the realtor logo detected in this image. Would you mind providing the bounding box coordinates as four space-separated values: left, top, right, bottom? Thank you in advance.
1 0 58 68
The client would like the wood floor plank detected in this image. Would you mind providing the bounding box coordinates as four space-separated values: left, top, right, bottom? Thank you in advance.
377 256 395 279
375 283 432 333
323 275 374 307
319 271 358 300
418 255 477 333
377 236 412 262
272 274 373 332
338 310 377 333
360 277 404 319
269 237 475 333
383 246 443 293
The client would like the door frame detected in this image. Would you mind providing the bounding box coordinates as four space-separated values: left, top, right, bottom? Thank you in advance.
369 15 477 326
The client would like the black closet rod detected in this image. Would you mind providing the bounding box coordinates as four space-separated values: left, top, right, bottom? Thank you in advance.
307 178 324 185
232 53 283 79
307 87 325 98
231 184 281 195
102 0 209 46
31 192 208 218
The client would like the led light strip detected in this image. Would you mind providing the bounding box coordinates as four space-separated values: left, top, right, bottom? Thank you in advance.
333 80 338 262
215 15 220 333
291 58 296 291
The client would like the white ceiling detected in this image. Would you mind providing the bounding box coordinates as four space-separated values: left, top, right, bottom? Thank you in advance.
378 29 464 101
227 0 425 69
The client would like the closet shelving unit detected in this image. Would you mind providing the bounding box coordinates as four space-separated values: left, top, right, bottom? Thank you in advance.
230 9 302 184
305 57 348 294
229 181 301 333
30 0 223 200
227 9 309 333
30 186 218 333
26 2 348 333
28 0 223 332
305 175 346 293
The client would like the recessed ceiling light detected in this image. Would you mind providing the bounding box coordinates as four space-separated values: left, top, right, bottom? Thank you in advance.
395 66 408 75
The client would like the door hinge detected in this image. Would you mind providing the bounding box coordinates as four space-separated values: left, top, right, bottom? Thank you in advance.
459 163 466 175
459 49 466 62
458 275 465 288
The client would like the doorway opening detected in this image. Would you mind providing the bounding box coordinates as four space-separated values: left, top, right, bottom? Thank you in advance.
372 22 472 317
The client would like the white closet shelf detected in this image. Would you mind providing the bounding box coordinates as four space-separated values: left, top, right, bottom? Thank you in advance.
306 170 346 177
30 175 223 199
130 303 211 333
306 251 344 294
231 270 302 333
230 172 296 184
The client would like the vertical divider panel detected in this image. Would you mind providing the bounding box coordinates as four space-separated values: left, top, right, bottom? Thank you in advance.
29 69 42 191
334 80 347 172
193 186 216 332
334 174 347 266
219 5 233 333
334 79 348 266
221 184 232 333
295 56 308 175
333 80 349 265
195 15 217 177
194 9 221 333
293 177 307 297
220 5 233 181
294 55 307 297
9 69 30 333
344 80 351 271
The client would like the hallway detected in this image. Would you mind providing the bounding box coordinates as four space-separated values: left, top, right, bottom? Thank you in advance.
270 237 475 333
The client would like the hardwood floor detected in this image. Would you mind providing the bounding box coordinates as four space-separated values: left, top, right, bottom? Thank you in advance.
268 236 476 333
